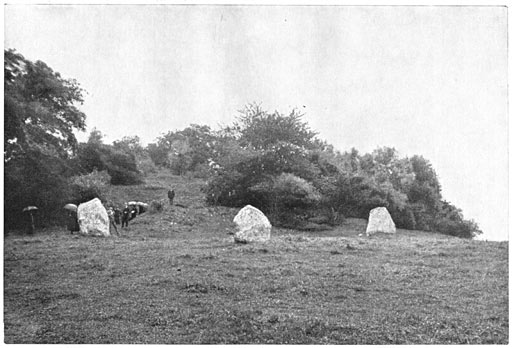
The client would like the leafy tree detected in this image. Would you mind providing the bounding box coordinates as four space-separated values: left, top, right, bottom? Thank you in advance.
113 135 145 156
76 130 143 185
113 135 156 175
148 124 217 173
68 169 111 203
168 137 193 176
4 49 86 229
146 142 169 167
249 173 321 222
4 49 86 161
234 103 318 151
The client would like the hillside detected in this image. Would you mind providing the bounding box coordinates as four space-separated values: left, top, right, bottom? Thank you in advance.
3 170 508 344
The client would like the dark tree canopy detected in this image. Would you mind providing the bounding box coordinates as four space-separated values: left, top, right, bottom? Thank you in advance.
234 103 318 151
4 49 86 161
4 49 87 229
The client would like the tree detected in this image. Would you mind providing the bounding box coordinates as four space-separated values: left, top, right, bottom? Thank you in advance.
4 49 86 161
167 137 192 176
4 49 87 230
76 129 143 185
113 135 156 176
147 142 169 167
234 103 318 151
148 124 217 172
249 173 321 220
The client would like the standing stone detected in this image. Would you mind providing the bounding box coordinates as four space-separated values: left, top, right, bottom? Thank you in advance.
366 207 396 236
233 205 272 243
77 198 110 237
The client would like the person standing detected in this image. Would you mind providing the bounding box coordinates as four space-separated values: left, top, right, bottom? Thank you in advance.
121 204 131 228
113 208 121 225
168 188 175 205
107 207 120 236
67 210 79 233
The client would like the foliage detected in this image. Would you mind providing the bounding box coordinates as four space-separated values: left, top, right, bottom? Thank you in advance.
113 135 156 176
4 49 86 161
4 151 74 229
4 49 86 229
149 200 164 213
234 103 317 150
146 142 169 167
200 104 481 238
76 130 143 185
249 173 321 226
68 169 111 203
148 124 217 174
433 201 482 238
3 50 483 243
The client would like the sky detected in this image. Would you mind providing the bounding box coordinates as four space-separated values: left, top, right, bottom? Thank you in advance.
4 5 508 241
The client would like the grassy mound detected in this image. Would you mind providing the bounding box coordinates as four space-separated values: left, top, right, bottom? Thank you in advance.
4 170 508 344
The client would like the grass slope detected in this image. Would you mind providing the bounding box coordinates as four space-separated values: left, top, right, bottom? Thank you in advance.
3 171 508 344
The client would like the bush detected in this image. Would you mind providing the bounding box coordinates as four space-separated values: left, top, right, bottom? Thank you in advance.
138 157 158 176
69 169 111 204
4 153 75 229
106 150 144 185
249 173 321 226
77 139 144 186
203 170 247 207
434 218 482 239
390 205 416 230
272 173 321 208
191 163 212 179
149 199 164 213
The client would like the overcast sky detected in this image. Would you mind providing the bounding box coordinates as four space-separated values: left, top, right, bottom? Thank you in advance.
4 5 508 241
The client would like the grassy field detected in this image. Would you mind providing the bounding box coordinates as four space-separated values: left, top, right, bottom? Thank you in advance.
3 171 508 344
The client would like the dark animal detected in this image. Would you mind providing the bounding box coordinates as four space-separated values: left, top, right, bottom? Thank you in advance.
168 189 175 205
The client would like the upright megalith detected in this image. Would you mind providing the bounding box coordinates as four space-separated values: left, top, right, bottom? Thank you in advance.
77 198 110 237
233 205 272 243
366 207 396 236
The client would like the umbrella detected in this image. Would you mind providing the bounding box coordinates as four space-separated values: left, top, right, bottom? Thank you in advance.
63 203 78 212
136 201 145 206
22 206 38 212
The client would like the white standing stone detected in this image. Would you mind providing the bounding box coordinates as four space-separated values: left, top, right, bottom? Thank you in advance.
77 198 110 237
366 207 396 236
233 205 272 243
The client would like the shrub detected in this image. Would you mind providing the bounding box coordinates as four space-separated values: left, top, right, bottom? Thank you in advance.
5 153 75 229
149 200 164 213
191 163 212 179
77 138 144 185
106 150 144 185
390 205 416 230
434 217 482 239
249 173 321 226
272 173 321 208
138 157 158 176
203 170 247 207
69 169 111 204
